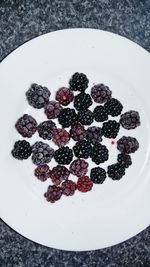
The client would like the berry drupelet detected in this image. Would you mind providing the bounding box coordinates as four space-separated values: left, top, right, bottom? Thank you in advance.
91 143 109 164
78 110 94 125
117 136 139 154
26 83 50 109
54 146 73 165
93 105 108 122
49 165 70 185
32 141 54 165
117 153 132 168
120 110 140 130
91 83 112 104
73 140 92 159
86 126 102 144
102 120 120 139
56 87 74 106
34 164 50 181
15 114 37 138
104 98 123 117
12 140 32 160
44 101 62 119
44 185 63 203
107 163 125 180
77 176 93 192
69 72 89 92
74 92 92 111
62 180 77 196
37 120 56 140
70 123 87 141
70 159 89 177
90 167 106 184
58 108 77 128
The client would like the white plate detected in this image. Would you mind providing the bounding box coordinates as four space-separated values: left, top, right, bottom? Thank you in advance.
0 29 150 251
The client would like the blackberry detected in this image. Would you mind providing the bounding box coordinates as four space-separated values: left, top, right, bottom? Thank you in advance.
44 185 63 203
70 123 86 141
104 98 123 117
56 87 74 106
58 108 77 128
91 84 112 103
34 164 50 181
102 120 120 138
117 153 132 168
74 93 92 111
52 128 70 147
70 159 89 177
15 114 37 138
77 176 93 192
117 136 139 154
50 165 70 185
90 167 106 184
93 106 108 122
91 144 109 164
120 110 140 130
86 126 102 144
12 140 32 160
73 140 92 159
78 110 94 125
26 83 50 109
54 146 73 165
69 72 89 92
32 141 54 165
44 101 62 119
62 180 77 196
107 163 125 180
37 120 56 140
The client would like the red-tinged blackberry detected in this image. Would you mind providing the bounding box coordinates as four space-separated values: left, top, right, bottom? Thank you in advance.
37 120 56 140
49 165 70 185
62 180 77 196
70 123 86 141
77 176 93 192
102 120 120 139
117 136 139 154
12 140 32 160
120 110 141 130
58 108 77 128
107 163 125 180
78 110 94 125
69 72 89 92
93 106 108 122
54 146 73 165
73 140 92 159
15 114 37 138
56 87 74 106
90 167 106 184
44 101 62 119
74 93 92 111
91 84 112 104
70 159 89 177
34 164 50 181
104 98 123 117
26 83 50 109
32 141 54 165
86 126 102 144
44 185 63 203
52 128 70 147
117 153 132 168
91 143 109 164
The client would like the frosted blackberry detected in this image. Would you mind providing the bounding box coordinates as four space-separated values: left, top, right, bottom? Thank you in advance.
34 164 50 181
91 84 112 103
62 180 77 196
15 114 37 138
73 140 92 159
58 108 77 128
74 93 92 111
107 163 125 180
120 110 140 130
52 128 70 147
78 110 94 125
93 106 108 122
12 140 32 160
69 72 89 92
26 83 50 109
104 98 123 117
117 136 139 154
37 120 56 140
54 146 73 165
90 167 106 184
32 141 54 165
50 165 70 185
102 120 120 138
70 159 89 177
44 185 63 203
70 123 86 141
117 153 132 168
56 87 74 106
91 144 109 164
44 101 62 119
86 126 102 144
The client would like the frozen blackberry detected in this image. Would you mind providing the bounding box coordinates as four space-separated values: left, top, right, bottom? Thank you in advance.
86 126 102 144
54 146 73 165
120 110 140 130
44 185 63 203
90 167 106 184
34 164 50 181
73 140 92 159
70 159 89 177
12 140 32 160
56 87 74 106
15 114 37 138
117 136 139 154
91 144 109 164
44 101 62 119
50 165 70 185
102 120 120 138
78 110 94 125
62 180 77 196
58 108 77 128
91 84 112 104
74 93 92 111
69 72 89 92
37 120 56 140
104 98 123 117
93 106 108 122
117 153 132 168
52 128 70 147
70 123 86 141
77 176 93 192
26 83 50 109
107 163 125 180
32 141 54 165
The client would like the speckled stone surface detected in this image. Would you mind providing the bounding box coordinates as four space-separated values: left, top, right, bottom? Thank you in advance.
0 0 150 266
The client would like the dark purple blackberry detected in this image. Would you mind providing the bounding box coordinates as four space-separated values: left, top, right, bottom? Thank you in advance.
52 128 70 147
78 110 94 125
26 83 50 109
120 110 140 130
86 126 102 144
93 106 108 122
44 185 63 203
37 120 56 140
91 144 109 164
70 159 89 177
69 72 89 92
107 163 125 180
62 180 77 196
70 123 86 141
44 101 62 119
56 87 74 106
117 153 132 168
73 140 92 159
32 141 54 165
12 140 32 160
102 120 120 138
117 136 139 154
104 98 123 117
91 84 112 103
54 146 73 165
90 167 106 184
34 164 50 181
15 114 37 138
74 93 92 111
58 108 77 128
49 165 70 185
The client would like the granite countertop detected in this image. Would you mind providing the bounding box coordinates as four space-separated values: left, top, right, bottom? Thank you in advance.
0 0 150 266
